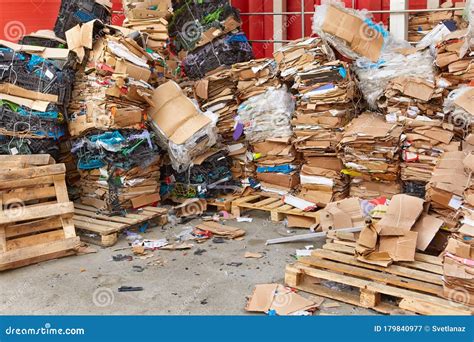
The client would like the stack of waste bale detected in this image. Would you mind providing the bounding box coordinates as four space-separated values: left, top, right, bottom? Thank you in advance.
121 0 174 82
292 60 355 206
170 0 253 79
426 151 469 229
408 1 466 44
226 58 280 184
442 152 474 305
54 0 112 40
435 29 474 88
338 112 403 200
66 23 163 212
0 39 75 161
377 76 460 198
236 87 296 194
194 68 238 143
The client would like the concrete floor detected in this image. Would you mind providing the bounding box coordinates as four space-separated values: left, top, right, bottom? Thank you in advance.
0 211 376 315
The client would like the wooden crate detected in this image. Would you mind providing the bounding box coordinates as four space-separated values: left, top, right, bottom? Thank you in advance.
0 155 80 271
74 203 168 247
285 243 474 315
231 194 319 227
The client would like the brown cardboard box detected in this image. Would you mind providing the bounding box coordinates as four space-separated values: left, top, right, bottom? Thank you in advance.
256 172 299 189
379 231 418 262
321 5 384 62
376 194 424 236
148 81 212 145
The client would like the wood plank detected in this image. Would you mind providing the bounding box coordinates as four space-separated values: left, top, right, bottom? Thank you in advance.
0 226 5 253
7 230 65 251
0 176 55 190
300 256 443 296
142 206 167 215
399 260 443 275
74 220 122 235
0 164 66 182
254 198 280 208
266 200 285 209
233 195 262 205
73 216 124 229
324 243 444 268
2 186 57 203
313 249 442 285
0 237 80 267
276 204 293 212
285 264 407 315
294 263 471 315
5 217 63 238
0 154 53 166
0 202 74 225
73 208 138 225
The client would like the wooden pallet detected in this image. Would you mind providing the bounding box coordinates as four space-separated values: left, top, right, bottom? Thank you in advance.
73 203 168 247
206 196 236 212
285 243 474 315
0 155 80 271
231 194 319 227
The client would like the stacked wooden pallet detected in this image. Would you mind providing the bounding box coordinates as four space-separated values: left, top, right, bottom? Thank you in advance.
0 155 80 271
231 194 319 228
74 203 168 247
285 241 474 315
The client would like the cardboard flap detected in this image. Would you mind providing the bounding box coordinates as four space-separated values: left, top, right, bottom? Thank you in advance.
376 195 424 236
379 231 418 262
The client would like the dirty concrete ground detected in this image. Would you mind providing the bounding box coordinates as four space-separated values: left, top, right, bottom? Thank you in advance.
0 211 376 315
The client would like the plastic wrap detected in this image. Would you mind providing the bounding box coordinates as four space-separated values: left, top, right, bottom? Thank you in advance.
236 86 295 143
147 81 218 172
182 32 254 80
354 49 435 109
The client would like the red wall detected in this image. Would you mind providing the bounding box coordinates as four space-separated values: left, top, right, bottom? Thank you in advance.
0 0 456 58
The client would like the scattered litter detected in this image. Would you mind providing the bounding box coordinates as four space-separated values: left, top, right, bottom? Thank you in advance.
244 252 263 259
132 266 144 273
196 222 246 239
226 262 243 267
112 254 133 262
246 284 317 316
118 286 144 292
161 243 194 251
194 249 207 256
212 237 226 244
237 217 253 223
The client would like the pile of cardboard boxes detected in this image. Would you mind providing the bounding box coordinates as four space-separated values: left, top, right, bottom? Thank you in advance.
121 0 172 54
338 113 403 200
66 22 163 211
